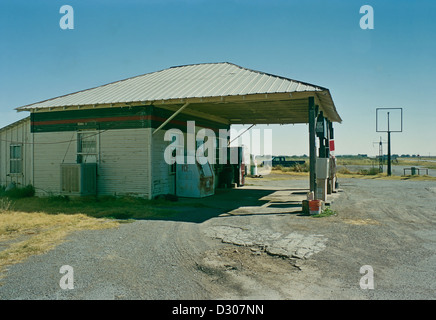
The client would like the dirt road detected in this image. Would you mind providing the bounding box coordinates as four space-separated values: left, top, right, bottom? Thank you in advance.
0 175 435 299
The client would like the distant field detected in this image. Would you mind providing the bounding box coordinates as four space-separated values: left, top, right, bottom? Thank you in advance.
395 158 436 169
268 168 436 181
335 157 436 168
256 156 436 169
335 172 436 181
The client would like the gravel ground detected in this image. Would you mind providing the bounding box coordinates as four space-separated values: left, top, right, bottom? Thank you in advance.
0 220 213 300
0 175 435 300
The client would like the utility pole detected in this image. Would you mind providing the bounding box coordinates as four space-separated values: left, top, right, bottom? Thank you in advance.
378 137 383 173
373 137 385 173
387 112 392 176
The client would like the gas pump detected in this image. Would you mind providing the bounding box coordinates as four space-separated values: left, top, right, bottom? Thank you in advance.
216 146 246 188
233 146 245 187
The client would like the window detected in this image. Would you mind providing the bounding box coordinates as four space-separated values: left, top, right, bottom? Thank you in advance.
77 132 98 163
10 145 23 174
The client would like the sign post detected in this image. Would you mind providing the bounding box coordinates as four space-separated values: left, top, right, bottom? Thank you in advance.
376 108 403 176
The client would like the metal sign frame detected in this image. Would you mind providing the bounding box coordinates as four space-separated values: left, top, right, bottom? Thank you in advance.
376 108 403 133
375 107 403 176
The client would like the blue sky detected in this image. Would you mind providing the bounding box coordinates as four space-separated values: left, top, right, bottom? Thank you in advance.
1 0 435 156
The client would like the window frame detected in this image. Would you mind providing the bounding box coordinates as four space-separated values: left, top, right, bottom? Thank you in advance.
9 144 23 174
77 131 99 164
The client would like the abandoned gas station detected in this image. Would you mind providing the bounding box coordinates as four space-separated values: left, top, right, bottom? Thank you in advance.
1 62 342 207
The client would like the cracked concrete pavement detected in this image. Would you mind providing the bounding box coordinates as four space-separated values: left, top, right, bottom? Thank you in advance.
203 225 327 259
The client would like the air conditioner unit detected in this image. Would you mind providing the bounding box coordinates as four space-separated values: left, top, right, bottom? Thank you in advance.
60 163 97 196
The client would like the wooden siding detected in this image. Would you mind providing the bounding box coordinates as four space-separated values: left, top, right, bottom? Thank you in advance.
151 130 172 197
33 131 77 195
98 128 150 197
1 106 229 198
33 128 151 197
0 118 32 188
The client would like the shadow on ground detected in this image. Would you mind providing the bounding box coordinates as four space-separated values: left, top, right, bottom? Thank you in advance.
4 185 310 224
152 187 309 223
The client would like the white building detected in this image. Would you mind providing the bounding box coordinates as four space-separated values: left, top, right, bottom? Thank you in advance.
1 63 341 199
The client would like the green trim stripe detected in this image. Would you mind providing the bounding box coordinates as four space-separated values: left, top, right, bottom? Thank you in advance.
31 106 229 133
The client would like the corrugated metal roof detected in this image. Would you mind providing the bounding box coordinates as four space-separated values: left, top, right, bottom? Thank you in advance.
16 62 327 111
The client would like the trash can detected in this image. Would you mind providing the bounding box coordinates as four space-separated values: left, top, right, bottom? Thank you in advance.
309 200 323 215
411 167 416 175
250 164 257 176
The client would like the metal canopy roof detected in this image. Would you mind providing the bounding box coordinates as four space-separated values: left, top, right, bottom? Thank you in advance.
16 62 342 125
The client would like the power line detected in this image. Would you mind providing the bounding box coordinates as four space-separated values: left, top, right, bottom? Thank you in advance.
0 129 109 145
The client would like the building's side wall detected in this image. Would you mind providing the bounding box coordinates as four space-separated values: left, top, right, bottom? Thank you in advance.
0 118 32 188
28 105 229 198
97 128 150 197
151 129 171 196
32 128 151 197
30 106 152 197
152 129 183 197
33 131 77 196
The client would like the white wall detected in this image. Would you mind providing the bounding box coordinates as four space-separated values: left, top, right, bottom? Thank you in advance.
151 129 173 197
33 128 151 197
33 131 77 195
0 118 32 188
98 128 150 197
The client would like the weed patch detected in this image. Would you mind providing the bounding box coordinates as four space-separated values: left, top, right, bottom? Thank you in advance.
0 211 119 279
312 207 337 218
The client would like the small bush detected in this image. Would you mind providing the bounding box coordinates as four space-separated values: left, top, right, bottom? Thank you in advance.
3 185 35 199
273 163 310 173
337 167 353 175
291 163 310 172
358 167 380 175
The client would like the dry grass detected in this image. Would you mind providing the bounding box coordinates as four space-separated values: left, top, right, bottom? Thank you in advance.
267 169 309 179
396 158 436 169
336 158 375 166
269 167 436 180
335 157 436 170
0 193 204 279
0 210 119 279
259 168 436 181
